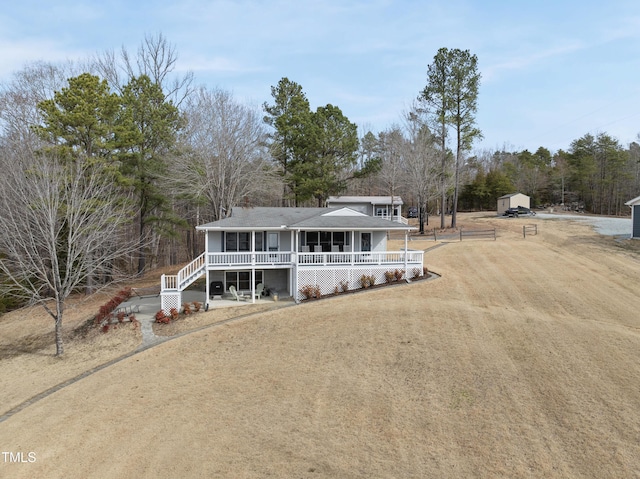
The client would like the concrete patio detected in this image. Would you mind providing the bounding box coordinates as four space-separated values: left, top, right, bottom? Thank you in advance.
114 289 286 349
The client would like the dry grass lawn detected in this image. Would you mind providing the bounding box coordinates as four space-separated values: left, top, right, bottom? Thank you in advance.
1 212 639 478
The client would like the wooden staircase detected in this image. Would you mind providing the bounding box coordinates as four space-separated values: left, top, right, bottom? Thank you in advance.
161 253 206 293
160 253 206 313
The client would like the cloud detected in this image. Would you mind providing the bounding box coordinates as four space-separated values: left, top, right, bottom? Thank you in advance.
176 53 263 75
0 39 86 81
482 41 585 82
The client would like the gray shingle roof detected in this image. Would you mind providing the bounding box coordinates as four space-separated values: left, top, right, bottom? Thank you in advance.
196 207 414 231
327 195 403 205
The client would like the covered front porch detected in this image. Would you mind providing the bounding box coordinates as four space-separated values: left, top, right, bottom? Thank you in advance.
160 248 424 311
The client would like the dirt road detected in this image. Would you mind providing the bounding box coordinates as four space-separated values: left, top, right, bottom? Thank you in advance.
1 213 639 478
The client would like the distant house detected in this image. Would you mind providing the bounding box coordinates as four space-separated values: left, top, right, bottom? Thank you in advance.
159 206 424 312
625 195 640 239
497 193 530 216
326 196 407 224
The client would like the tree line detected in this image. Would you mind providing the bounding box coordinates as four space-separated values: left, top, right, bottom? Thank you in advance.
0 35 638 354
459 134 640 215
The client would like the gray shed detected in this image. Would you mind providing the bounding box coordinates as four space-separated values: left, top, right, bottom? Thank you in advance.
625 195 640 239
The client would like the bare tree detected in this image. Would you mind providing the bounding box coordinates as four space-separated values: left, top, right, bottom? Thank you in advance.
403 105 439 232
174 86 276 221
0 151 138 356
90 32 194 106
376 127 407 220
0 61 78 153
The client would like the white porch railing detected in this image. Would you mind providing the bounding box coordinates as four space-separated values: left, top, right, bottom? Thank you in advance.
161 249 424 297
178 252 206 289
206 251 292 266
202 250 423 267
161 252 206 292
297 250 423 266
161 274 178 291
377 214 409 225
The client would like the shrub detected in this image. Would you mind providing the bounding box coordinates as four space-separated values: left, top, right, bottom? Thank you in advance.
360 274 371 288
339 280 349 292
170 308 179 320
120 286 132 299
394 269 404 281
130 315 139 329
116 311 126 323
155 310 170 324
384 271 395 283
193 301 202 312
94 287 134 325
182 303 192 315
300 284 321 299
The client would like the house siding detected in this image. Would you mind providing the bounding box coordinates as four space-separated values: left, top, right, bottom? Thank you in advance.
264 269 289 295
327 201 369 215
371 231 386 251
208 231 223 252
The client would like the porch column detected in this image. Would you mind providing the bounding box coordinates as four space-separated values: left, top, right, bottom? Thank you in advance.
251 267 256 304
205 269 210 307
251 231 256 266
205 231 210 308
351 231 355 265
404 231 408 273
293 230 299 303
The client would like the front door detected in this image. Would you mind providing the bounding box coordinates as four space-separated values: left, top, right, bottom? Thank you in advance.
361 232 371 252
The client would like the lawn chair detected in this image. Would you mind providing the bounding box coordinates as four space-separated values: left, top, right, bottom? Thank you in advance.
229 285 247 302
253 283 264 300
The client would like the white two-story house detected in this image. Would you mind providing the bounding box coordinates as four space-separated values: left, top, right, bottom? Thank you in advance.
159 206 424 312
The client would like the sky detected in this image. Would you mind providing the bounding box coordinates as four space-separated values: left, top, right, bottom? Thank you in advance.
2 0 640 154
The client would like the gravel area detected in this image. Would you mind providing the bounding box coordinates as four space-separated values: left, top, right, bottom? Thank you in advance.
532 213 631 237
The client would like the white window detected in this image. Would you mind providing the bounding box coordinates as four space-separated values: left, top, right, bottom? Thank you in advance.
224 232 265 251
301 231 350 252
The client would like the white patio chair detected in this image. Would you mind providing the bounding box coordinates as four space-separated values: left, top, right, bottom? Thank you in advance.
253 283 264 300
229 285 247 302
